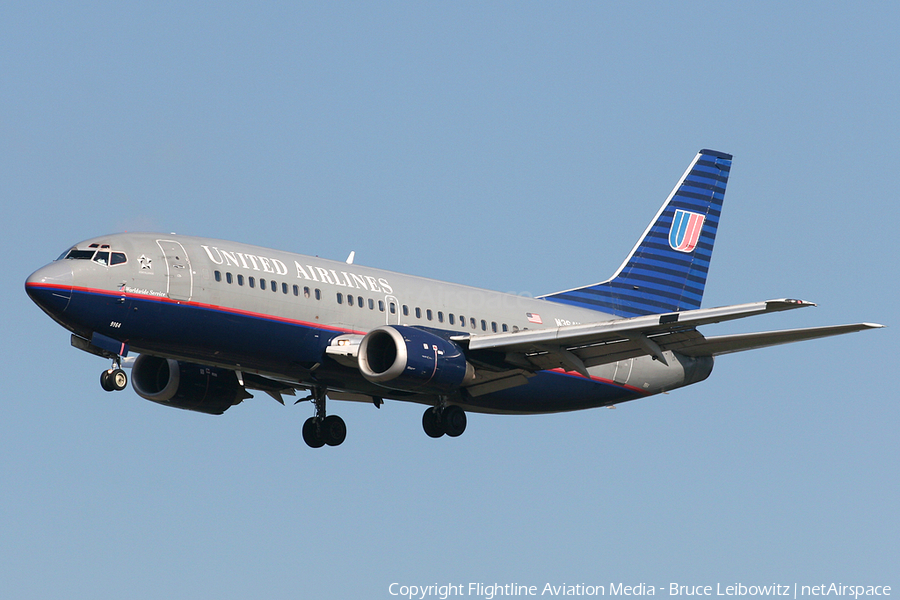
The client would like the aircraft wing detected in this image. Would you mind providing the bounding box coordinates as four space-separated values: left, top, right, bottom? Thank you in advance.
455 299 882 377
671 323 883 356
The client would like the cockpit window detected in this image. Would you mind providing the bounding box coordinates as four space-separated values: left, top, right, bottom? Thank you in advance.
64 249 96 260
61 248 128 265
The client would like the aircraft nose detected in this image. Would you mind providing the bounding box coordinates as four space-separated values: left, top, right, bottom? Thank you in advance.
25 261 74 314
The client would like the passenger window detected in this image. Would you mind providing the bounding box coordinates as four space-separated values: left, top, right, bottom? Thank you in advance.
111 252 127 265
304 286 310 298
470 318 477 329
337 293 344 304
390 302 396 314
368 298 374 310
512 325 519 332
379 300 385 312
502 324 508 332
249 277 256 288
449 314 455 325
426 309 433 321
481 320 487 331
315 289 321 300
238 274 244 286
293 285 299 296
438 311 444 323
226 272 233 284
214 271 222 282
348 295 354 307
282 282 288 294
491 321 497 332
271 280 277 292
459 315 465 327
402 305 409 316
415 307 422 319
260 278 266 290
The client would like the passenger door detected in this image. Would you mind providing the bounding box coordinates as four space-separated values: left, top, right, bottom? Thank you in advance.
156 240 193 301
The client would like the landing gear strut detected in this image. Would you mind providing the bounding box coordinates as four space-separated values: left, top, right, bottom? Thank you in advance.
422 404 467 438
100 358 127 392
300 387 347 448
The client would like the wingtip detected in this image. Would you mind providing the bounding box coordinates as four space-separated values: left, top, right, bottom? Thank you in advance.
768 298 816 308
791 298 816 307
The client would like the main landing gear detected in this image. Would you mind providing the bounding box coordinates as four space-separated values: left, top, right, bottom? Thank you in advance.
422 404 467 438
100 358 128 392
300 387 346 448
296 389 467 446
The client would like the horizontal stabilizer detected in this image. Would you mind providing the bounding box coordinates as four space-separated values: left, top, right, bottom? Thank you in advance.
675 323 884 357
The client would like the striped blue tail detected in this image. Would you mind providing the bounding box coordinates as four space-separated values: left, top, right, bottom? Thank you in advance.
540 149 732 318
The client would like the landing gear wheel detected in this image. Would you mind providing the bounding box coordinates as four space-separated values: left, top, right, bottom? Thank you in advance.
442 405 467 437
321 415 347 447
110 368 128 391
100 370 115 392
422 407 444 438
301 387 347 448
302 417 325 449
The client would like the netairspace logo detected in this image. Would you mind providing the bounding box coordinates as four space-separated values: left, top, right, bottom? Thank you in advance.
387 583 892 600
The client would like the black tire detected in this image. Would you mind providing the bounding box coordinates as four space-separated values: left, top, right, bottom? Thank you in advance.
442 405 467 437
422 407 444 438
302 417 325 448
100 370 115 392
111 369 128 391
321 415 347 447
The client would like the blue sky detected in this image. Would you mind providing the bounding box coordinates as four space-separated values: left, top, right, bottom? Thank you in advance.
2 2 897 598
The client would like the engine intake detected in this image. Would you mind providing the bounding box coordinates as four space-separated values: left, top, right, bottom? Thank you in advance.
358 326 473 393
131 354 247 415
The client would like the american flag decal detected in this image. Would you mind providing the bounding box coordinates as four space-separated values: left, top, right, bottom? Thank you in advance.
526 313 542 324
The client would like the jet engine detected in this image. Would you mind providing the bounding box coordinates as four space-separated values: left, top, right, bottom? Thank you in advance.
131 354 247 415
358 326 474 393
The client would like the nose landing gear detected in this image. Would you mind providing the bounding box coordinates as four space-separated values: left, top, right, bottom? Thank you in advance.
100 358 128 392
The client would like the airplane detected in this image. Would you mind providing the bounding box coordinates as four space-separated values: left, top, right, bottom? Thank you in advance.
25 149 882 448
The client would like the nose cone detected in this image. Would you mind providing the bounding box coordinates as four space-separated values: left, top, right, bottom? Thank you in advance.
25 261 74 316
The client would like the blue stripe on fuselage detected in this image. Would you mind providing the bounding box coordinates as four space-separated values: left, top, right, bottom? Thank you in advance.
466 370 648 414
60 286 335 372
47 285 651 412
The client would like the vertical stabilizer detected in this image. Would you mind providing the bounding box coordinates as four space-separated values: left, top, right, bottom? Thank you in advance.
540 149 732 317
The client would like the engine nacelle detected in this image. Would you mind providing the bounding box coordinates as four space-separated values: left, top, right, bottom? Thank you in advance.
131 354 247 415
358 326 474 394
